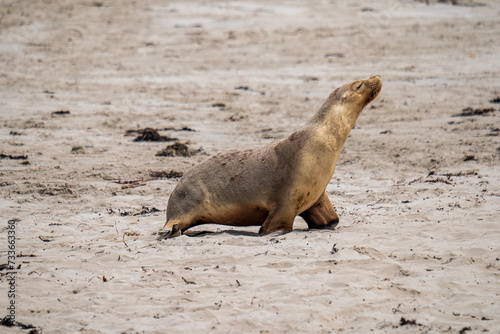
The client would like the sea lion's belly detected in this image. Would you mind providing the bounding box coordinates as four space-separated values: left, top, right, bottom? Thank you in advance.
200 203 270 226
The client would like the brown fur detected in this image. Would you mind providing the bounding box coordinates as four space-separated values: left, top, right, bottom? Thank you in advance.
160 75 382 238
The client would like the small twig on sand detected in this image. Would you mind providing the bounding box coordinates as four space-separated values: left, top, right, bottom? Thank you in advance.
122 231 140 248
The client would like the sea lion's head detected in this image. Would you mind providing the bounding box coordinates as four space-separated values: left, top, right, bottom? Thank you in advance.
311 75 382 124
337 75 382 110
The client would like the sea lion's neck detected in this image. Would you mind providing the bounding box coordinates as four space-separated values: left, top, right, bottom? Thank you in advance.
308 104 362 147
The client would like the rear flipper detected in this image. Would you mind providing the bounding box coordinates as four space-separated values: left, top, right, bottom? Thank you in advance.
300 191 339 230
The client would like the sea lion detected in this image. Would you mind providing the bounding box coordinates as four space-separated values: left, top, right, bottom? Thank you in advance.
159 75 382 238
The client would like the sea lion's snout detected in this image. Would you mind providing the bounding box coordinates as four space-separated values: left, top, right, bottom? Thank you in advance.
369 75 382 87
367 75 382 100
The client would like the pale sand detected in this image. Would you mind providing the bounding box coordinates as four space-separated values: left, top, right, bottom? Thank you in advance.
0 0 499 333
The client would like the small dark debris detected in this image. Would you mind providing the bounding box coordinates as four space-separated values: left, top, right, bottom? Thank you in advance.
212 103 226 108
17 254 36 258
132 128 176 142
361 7 374 11
134 206 160 216
0 263 8 271
481 316 491 321
156 142 198 157
51 110 70 116
1 154 28 160
402 200 411 204
464 155 476 161
92 2 103 7
325 52 344 58
330 243 339 254
454 107 495 117
182 277 196 285
234 86 265 95
399 317 418 326
458 327 471 334
438 171 477 177
487 128 499 137
0 316 38 331
425 177 452 185
149 170 184 179
225 114 247 122
109 206 160 217
39 236 54 243
43 90 55 94
489 97 500 104
380 130 392 134
9 131 22 136
112 179 142 185
158 126 195 132
71 146 85 154
428 0 485 7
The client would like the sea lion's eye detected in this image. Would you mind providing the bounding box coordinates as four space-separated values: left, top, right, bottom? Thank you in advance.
355 82 362 91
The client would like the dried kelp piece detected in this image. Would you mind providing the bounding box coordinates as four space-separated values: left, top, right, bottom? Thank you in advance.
130 128 177 142
149 170 184 179
156 142 199 157
51 110 70 116
0 154 28 160
453 107 496 117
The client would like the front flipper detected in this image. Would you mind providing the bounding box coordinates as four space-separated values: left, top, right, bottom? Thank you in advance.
157 224 181 240
258 206 295 236
300 191 339 230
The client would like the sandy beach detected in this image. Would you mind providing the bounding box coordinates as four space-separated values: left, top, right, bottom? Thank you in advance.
1 0 499 332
